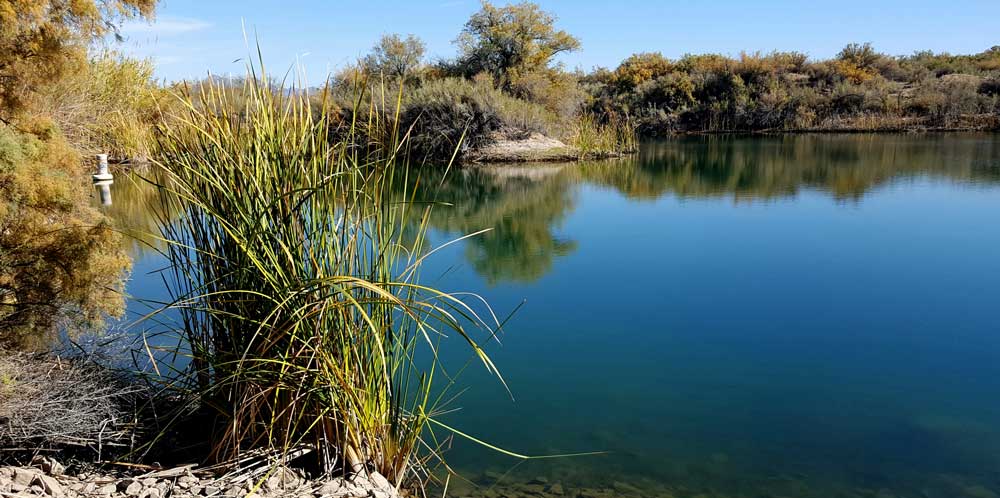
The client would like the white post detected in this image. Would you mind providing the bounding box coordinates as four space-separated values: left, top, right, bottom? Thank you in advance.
97 154 109 176
93 154 113 182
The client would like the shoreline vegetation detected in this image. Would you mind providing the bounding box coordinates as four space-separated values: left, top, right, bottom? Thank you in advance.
2 0 1000 497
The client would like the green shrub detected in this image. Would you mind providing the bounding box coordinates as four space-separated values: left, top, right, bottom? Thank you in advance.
509 67 586 119
588 45 1000 134
399 77 557 162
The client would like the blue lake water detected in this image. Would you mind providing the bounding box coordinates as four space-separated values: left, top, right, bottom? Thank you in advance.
98 134 1000 497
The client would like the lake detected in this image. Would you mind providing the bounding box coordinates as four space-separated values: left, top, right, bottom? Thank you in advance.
96 134 1000 498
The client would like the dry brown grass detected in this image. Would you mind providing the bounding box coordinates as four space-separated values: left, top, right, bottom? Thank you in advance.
0 352 144 460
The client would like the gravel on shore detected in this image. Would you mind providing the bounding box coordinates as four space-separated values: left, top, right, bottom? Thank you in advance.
0 457 401 498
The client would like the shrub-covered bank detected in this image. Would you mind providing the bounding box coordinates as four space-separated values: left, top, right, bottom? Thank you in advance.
584 44 1000 135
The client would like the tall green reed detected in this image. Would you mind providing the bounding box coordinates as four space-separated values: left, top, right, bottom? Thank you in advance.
149 62 504 485
570 113 638 159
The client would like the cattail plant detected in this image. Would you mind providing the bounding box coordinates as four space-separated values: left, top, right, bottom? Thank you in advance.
146 59 505 486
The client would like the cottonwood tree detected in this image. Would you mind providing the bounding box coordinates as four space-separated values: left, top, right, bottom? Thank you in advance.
454 1 580 89
362 33 426 79
0 0 156 120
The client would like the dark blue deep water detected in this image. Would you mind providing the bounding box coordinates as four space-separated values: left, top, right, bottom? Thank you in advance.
99 134 1000 498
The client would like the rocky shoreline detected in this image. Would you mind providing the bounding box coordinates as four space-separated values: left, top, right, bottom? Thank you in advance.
0 458 401 498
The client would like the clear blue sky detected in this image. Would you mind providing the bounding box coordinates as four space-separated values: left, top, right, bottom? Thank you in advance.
118 0 1000 82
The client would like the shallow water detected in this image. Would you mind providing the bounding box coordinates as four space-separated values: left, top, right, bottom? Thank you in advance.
97 134 1000 497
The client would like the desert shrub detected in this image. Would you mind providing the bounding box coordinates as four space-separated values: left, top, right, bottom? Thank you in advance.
587 44 1000 135
828 81 892 115
0 0 154 120
906 75 984 125
872 56 907 81
746 84 793 129
398 77 557 162
976 47 1000 71
611 73 696 134
734 52 783 89
686 71 750 130
900 49 1000 78
979 77 1000 96
831 60 878 84
935 74 986 125
611 52 673 90
906 85 946 116
768 51 810 73
805 60 842 87
509 67 586 118
0 125 130 350
632 108 679 135
838 42 880 69
637 73 696 111
675 53 733 74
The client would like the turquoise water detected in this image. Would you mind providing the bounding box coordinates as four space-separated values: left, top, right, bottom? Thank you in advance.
99 134 1000 497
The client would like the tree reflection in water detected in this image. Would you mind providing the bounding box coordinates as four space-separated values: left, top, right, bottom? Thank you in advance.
107 134 1000 285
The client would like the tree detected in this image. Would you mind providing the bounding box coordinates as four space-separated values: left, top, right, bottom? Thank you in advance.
0 1 149 348
0 0 156 120
1 120 130 350
362 33 425 79
454 1 580 88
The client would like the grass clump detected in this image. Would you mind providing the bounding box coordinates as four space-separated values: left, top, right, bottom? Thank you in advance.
37 51 165 161
569 114 637 159
0 351 145 459
148 63 504 486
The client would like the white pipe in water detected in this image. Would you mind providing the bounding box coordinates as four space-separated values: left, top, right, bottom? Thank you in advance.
92 154 113 181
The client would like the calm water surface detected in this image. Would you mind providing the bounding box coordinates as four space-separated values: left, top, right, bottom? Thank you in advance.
97 134 1000 498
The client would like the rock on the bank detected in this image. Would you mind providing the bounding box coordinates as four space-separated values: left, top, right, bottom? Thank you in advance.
0 461 401 498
